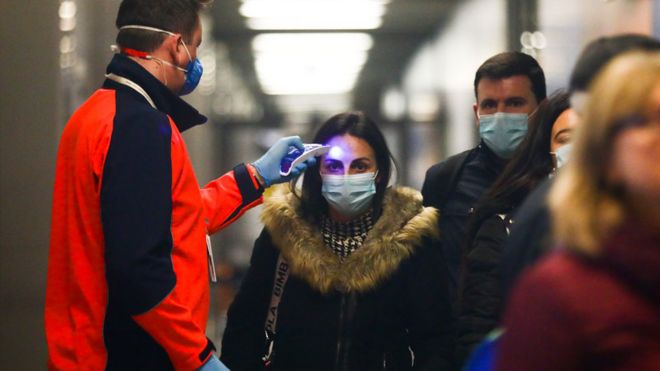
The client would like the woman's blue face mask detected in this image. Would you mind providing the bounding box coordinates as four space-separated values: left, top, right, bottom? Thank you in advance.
321 172 377 217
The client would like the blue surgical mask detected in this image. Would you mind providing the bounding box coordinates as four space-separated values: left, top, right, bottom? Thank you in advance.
321 172 377 217
119 25 203 95
177 40 203 95
478 112 529 159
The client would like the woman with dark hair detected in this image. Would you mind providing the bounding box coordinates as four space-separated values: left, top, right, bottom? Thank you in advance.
221 111 452 370
455 91 575 364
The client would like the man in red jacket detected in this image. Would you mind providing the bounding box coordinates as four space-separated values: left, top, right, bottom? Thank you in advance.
45 1 312 369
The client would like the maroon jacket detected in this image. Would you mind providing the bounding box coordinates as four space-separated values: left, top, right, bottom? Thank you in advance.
496 221 660 371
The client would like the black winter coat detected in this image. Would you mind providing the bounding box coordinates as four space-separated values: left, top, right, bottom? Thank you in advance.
421 143 505 305
501 178 554 298
221 187 453 371
456 212 513 365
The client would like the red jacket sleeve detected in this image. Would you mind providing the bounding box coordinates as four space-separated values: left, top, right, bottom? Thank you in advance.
201 163 264 234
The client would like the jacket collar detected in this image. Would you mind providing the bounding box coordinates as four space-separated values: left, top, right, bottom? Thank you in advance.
261 186 439 293
102 53 207 132
477 140 507 169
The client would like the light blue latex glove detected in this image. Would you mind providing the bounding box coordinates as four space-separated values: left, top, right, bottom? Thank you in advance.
197 355 230 371
252 136 316 187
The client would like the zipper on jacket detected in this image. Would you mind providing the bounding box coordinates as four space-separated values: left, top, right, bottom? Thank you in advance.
334 292 357 371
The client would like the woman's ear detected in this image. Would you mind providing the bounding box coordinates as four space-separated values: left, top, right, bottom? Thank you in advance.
375 170 383 184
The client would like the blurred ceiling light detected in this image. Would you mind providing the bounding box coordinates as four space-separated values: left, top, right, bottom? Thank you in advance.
253 33 373 52
58 1 77 19
381 86 406 121
247 17 382 31
408 92 439 123
253 33 372 95
241 0 389 30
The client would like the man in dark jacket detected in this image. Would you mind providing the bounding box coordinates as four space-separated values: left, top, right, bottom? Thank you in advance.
500 34 660 299
421 51 546 307
45 1 313 370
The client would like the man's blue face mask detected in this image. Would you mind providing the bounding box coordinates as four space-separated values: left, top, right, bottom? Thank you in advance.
118 25 203 95
176 41 203 96
478 112 529 159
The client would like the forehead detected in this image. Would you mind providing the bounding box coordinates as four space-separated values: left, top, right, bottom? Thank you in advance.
476 75 534 101
552 108 578 134
323 134 375 162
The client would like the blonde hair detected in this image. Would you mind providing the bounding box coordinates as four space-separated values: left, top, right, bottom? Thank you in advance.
549 51 660 254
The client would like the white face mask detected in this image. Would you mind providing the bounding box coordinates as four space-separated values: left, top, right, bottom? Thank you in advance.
321 172 377 217
550 143 574 171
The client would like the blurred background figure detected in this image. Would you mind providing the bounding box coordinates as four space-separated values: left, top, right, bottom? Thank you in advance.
221 111 452 370
500 34 660 297
456 90 571 366
497 50 660 371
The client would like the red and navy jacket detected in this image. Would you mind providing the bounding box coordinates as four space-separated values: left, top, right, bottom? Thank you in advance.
46 54 264 370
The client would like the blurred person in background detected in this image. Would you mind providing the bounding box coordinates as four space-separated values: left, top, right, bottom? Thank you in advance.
221 111 453 370
500 34 660 297
496 50 660 371
45 0 314 369
456 91 573 366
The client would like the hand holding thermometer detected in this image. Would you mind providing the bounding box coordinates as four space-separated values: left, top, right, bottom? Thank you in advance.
280 144 331 176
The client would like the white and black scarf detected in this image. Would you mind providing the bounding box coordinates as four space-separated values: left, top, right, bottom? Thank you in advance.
321 210 374 259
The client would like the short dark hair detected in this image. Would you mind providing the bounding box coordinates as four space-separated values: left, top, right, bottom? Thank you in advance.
569 34 660 92
115 0 211 52
294 111 396 224
474 51 547 103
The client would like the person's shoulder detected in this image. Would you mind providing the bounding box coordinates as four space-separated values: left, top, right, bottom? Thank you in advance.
522 252 580 281
385 186 438 233
523 177 553 208
426 148 475 176
506 252 582 316
422 148 477 206
514 251 608 304
114 91 169 126
511 178 553 229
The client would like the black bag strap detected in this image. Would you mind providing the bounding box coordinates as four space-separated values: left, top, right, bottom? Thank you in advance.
262 253 289 367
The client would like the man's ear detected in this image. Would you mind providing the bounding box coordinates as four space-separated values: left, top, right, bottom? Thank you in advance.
157 33 177 56
473 103 480 128
165 34 187 65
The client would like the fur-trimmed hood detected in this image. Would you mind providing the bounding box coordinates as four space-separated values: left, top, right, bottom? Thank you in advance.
260 186 439 294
